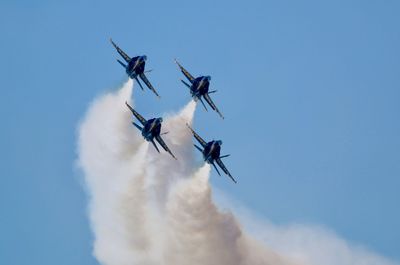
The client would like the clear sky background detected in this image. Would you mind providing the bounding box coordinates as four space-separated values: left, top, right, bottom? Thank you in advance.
0 1 399 265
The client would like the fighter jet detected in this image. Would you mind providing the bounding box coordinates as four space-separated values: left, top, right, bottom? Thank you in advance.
126 102 176 159
175 59 224 119
110 38 160 98
186 124 236 183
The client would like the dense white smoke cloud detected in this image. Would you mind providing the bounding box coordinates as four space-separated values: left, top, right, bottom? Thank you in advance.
77 81 397 265
214 191 399 265
164 165 296 265
78 80 154 265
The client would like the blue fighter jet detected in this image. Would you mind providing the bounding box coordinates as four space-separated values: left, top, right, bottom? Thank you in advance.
126 102 176 159
175 59 224 119
111 39 160 98
186 124 236 183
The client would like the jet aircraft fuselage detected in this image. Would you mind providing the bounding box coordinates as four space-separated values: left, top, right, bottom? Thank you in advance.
125 102 176 159
174 60 224 118
110 39 160 97
203 140 222 164
126 56 147 78
186 123 236 183
141 117 162 141
191 76 211 99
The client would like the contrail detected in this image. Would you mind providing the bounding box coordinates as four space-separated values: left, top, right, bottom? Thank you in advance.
77 81 397 265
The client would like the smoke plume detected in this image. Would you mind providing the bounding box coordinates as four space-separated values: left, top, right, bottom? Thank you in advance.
77 81 397 265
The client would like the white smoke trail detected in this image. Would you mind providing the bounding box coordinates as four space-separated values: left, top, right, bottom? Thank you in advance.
78 80 156 265
214 190 400 265
77 81 295 265
145 100 197 210
164 165 297 265
78 82 397 265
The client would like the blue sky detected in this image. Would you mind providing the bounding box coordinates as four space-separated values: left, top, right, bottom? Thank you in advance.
0 0 399 264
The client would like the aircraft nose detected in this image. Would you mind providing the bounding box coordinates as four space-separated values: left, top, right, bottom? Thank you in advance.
158 117 163 123
142 55 147 61
217 140 223 145
207 76 212 81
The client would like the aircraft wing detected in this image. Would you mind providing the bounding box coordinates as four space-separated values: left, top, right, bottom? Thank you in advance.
215 158 237 183
139 73 160 98
155 135 177 159
186 123 207 148
125 102 147 125
110 38 131 63
174 59 195 83
203 93 224 119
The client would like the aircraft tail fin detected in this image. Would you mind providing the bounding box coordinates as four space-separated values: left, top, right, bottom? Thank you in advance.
220 154 230 159
132 122 143 132
212 162 221 176
199 97 208 111
135 77 145 90
160 131 169 135
151 139 160 153
117 59 127 68
208 90 217 94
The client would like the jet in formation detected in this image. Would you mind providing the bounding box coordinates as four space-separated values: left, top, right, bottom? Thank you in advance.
111 39 160 98
125 102 176 159
175 59 224 119
186 124 236 183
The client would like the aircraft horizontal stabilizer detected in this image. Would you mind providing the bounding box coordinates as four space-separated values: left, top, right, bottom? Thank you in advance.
117 59 127 68
181 79 191 88
194 144 203 153
132 122 143 132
